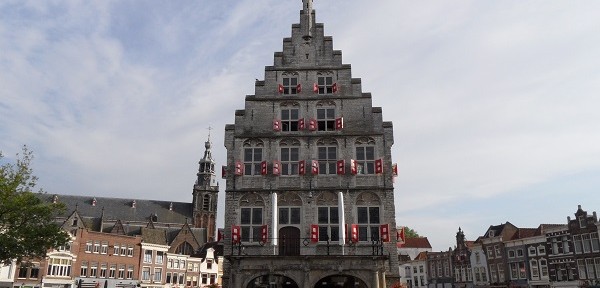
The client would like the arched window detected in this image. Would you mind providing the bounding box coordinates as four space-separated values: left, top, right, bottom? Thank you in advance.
280 102 301 131
316 191 339 242
355 137 376 174
281 72 299 95
176 242 194 255
278 192 302 225
239 193 265 243
355 192 381 242
280 139 300 176
316 100 336 131
243 139 264 176
317 138 337 175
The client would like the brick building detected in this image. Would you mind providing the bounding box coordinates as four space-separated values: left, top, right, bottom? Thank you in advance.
221 0 399 287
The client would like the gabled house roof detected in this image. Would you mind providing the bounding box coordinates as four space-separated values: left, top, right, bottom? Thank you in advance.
397 237 432 249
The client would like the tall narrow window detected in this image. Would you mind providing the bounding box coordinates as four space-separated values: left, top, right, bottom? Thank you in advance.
283 77 298 95
282 109 299 131
240 207 262 242
279 207 301 225
80 261 88 277
317 206 339 241
280 147 299 175
317 108 335 131
357 206 380 241
142 267 151 281
356 145 375 174
318 144 337 175
243 140 264 176
317 76 333 94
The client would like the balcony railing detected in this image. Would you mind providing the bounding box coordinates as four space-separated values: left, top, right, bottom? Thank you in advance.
228 236 387 257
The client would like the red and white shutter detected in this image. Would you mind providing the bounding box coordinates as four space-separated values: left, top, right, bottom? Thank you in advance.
235 161 243 176
335 117 344 130
272 161 281 176
336 160 345 175
298 160 306 175
351 224 359 243
273 119 281 131
311 160 319 175
231 225 241 244
261 161 268 175
350 159 358 175
296 83 302 93
309 118 317 131
310 224 319 243
278 84 284 94
332 82 338 93
298 118 305 130
398 226 406 243
375 159 383 174
313 83 318 93
380 224 390 242
261 225 268 243
392 163 398 176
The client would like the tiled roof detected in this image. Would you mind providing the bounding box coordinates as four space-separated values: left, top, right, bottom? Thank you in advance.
141 227 168 245
511 228 537 240
397 237 432 248
415 251 428 260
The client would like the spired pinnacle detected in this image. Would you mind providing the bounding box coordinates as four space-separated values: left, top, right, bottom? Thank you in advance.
302 0 314 40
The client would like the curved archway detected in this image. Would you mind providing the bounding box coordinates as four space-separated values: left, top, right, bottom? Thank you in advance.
314 275 368 288
246 274 299 288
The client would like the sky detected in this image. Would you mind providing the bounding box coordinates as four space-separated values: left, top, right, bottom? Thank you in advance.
1 0 600 251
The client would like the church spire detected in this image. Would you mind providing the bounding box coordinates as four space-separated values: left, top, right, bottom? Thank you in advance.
302 0 314 40
196 133 216 187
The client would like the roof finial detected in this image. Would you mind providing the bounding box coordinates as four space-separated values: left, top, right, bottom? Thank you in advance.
302 0 314 40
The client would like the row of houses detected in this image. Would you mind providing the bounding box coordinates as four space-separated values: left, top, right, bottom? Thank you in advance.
398 205 600 288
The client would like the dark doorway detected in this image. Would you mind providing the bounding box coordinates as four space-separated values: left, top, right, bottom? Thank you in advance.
247 274 299 288
314 275 368 288
279 226 301 256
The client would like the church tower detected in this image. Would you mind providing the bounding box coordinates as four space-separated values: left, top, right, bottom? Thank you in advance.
222 1 399 287
192 136 219 241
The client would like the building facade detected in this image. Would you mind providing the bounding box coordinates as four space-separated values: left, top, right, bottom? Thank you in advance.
222 0 399 287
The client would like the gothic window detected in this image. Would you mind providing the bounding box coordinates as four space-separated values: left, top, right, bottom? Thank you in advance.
317 74 334 94
317 107 335 131
283 76 298 95
317 138 337 175
243 139 264 176
282 108 300 131
280 139 300 176
356 192 381 242
316 191 339 242
239 193 264 243
176 242 194 255
278 192 302 225
355 137 376 174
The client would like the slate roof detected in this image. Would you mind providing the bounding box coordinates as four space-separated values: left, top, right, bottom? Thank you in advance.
141 227 168 245
37 193 194 225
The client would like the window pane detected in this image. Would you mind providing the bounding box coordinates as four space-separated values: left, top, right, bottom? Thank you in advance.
281 149 289 161
282 110 289 120
327 109 335 118
240 208 251 224
290 148 299 161
369 207 380 224
366 147 374 159
244 149 252 161
317 109 325 119
290 208 301 224
330 227 339 241
319 226 329 241
318 207 329 223
330 207 339 223
252 226 262 242
356 147 365 160
357 207 368 223
328 147 336 159
254 149 262 161
318 147 327 159
252 208 262 225
291 109 298 119
279 208 289 224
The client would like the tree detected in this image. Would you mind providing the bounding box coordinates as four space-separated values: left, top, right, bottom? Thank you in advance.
398 226 420 239
0 146 70 265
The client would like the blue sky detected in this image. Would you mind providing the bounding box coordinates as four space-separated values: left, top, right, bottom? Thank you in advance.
1 0 599 251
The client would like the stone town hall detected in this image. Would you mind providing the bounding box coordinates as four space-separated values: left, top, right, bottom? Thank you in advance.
221 1 401 287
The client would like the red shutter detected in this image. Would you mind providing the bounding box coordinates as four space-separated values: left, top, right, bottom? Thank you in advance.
298 160 306 175
392 163 398 176
375 159 383 174
351 224 359 243
313 83 318 93
311 224 319 242
332 82 338 93
311 160 319 175
235 161 243 176
261 161 267 175
221 165 227 178
273 119 281 131
298 118 305 130
297 83 302 93
272 161 280 176
231 225 241 244
398 226 406 243
309 118 317 131
380 224 390 242
350 159 357 175
335 117 344 130
261 225 268 243
278 84 284 94
336 160 345 175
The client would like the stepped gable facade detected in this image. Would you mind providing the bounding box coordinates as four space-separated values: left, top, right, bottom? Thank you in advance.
222 0 399 287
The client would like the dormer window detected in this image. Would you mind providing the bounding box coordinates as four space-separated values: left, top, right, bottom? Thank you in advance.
578 216 586 228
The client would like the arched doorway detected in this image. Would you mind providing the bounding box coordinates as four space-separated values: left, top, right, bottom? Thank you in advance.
279 226 300 256
314 275 368 288
247 274 299 288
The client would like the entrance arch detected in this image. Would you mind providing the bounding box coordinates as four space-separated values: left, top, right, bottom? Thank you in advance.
314 275 368 288
279 226 301 256
246 274 299 288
